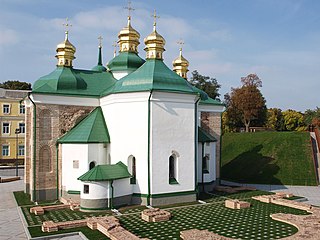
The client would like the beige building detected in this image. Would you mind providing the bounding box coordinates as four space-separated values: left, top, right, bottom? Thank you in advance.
0 88 30 165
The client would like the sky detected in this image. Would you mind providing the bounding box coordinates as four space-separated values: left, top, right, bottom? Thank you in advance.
0 0 320 111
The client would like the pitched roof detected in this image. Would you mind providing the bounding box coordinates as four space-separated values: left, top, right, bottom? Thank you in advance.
32 66 116 97
198 127 217 142
107 52 145 72
57 107 110 144
78 162 131 181
200 97 224 106
105 59 198 95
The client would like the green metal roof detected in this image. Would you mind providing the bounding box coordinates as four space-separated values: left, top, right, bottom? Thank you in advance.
33 66 115 97
107 59 198 95
58 107 110 144
107 52 145 72
198 127 217 142
200 97 224 106
78 162 131 181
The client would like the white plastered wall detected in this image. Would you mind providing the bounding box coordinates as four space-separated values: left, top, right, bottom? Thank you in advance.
150 92 197 194
61 143 108 192
80 181 109 200
100 92 150 195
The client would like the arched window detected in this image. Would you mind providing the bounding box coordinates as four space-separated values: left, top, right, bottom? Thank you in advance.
169 154 178 184
128 155 136 184
203 155 209 173
39 146 51 172
89 161 96 170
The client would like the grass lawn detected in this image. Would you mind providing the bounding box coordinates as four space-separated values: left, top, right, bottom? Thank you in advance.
20 190 310 240
221 131 317 185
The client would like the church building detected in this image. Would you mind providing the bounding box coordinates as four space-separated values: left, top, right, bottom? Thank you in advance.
24 11 224 210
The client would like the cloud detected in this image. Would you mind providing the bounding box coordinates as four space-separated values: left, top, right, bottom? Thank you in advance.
0 27 18 46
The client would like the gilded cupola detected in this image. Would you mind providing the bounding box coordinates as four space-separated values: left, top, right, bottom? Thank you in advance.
118 16 140 53
144 10 166 60
173 42 189 79
55 19 76 67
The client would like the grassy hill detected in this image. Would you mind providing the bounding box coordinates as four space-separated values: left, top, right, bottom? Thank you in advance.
221 131 318 186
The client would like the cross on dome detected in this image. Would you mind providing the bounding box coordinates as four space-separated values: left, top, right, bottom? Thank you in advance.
151 9 160 30
124 0 135 20
177 39 184 53
98 36 103 48
62 17 72 40
112 41 118 57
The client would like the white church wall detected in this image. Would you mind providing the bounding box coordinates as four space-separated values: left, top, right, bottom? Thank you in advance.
197 142 217 183
30 94 99 106
88 144 109 165
80 181 109 200
150 92 197 194
100 92 150 195
113 178 132 198
61 144 89 192
112 71 131 80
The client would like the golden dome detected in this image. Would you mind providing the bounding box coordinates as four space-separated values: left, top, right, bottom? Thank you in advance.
173 48 189 79
118 16 140 53
55 31 76 67
144 22 166 60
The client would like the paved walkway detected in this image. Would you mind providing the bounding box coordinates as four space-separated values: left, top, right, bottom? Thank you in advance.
221 180 320 206
0 177 84 240
0 179 27 240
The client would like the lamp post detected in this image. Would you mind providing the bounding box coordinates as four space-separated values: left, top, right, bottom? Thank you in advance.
15 128 20 177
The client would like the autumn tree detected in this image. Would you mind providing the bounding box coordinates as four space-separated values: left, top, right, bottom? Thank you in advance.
227 74 267 132
0 80 32 90
304 107 320 127
189 70 221 99
266 108 284 131
282 109 306 131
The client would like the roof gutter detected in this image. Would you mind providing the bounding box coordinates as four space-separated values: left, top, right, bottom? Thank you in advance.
27 93 37 201
147 90 153 206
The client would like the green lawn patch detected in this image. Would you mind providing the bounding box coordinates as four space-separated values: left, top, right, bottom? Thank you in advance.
13 191 33 206
221 132 317 185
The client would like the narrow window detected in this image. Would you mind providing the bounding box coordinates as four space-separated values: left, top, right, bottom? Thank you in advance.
2 145 9 156
89 161 95 170
131 157 136 184
18 145 24 156
2 123 9 134
169 154 178 184
84 185 89 194
203 155 209 173
19 123 25 134
3 104 10 114
19 104 25 114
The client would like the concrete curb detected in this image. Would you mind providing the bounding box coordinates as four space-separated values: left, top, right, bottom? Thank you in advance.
17 206 31 239
29 232 86 240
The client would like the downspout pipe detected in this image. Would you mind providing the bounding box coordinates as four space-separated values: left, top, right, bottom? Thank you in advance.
147 90 153 206
194 95 201 198
110 180 114 209
27 93 37 201
201 142 205 193
56 143 59 200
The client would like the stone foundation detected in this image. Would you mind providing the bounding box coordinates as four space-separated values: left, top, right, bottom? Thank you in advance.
225 199 250 209
141 208 171 222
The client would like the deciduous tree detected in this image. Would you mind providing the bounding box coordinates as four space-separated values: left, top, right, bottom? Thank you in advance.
189 70 221 99
0 80 31 90
227 74 266 132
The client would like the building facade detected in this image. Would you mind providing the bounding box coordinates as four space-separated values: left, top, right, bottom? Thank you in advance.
24 13 224 209
0 88 29 165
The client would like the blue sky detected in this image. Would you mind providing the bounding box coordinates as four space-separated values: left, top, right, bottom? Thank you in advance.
0 0 320 111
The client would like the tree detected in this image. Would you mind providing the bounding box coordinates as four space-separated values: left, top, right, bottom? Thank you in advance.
189 70 221 99
304 107 320 127
227 74 266 132
266 108 284 131
0 80 32 90
282 109 306 131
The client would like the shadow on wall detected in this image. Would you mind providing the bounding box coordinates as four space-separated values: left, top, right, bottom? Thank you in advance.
221 145 282 185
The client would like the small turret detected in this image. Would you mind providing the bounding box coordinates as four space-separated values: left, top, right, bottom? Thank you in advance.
173 41 189 79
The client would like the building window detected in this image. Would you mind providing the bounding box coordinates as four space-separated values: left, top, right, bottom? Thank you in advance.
18 145 24 156
19 123 25 134
89 161 95 170
128 156 136 184
19 104 25 114
2 123 10 134
169 154 178 184
73 160 79 169
2 145 9 156
84 185 89 194
3 104 10 114
203 154 210 174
